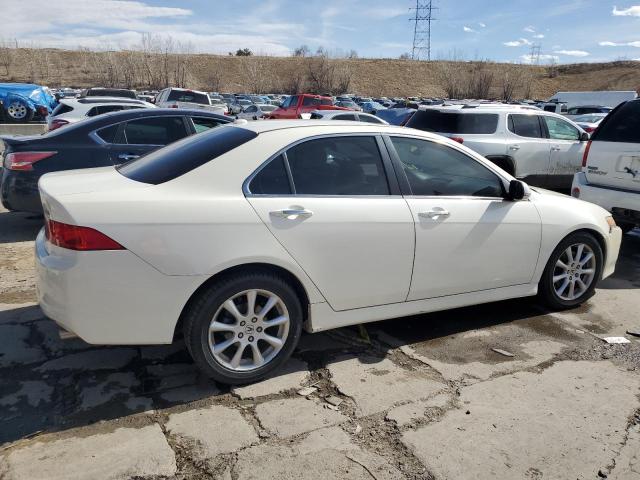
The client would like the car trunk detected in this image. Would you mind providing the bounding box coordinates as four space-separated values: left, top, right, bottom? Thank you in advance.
585 141 640 191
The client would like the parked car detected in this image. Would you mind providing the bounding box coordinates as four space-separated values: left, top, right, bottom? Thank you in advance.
0 83 57 123
538 102 569 114
335 100 362 111
376 108 416 126
308 110 388 124
571 113 608 134
572 99 640 233
80 88 137 99
236 104 278 120
268 94 350 119
406 106 589 190
155 88 227 114
46 97 156 131
361 101 386 114
549 91 637 109
565 105 612 121
1 109 231 213
34 120 621 384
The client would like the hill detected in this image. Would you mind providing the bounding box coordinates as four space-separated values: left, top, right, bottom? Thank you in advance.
1 47 639 99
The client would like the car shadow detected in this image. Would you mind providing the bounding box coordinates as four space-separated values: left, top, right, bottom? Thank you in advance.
0 211 43 244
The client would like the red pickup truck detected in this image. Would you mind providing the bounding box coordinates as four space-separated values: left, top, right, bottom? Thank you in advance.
268 94 351 119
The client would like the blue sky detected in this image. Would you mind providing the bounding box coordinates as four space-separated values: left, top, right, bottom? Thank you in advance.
4 0 640 63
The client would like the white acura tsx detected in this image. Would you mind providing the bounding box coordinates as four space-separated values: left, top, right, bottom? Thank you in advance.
36 121 622 384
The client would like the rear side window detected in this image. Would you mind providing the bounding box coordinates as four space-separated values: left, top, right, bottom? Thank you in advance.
95 124 119 143
248 155 292 195
86 105 127 117
543 105 556 112
592 101 640 143
123 117 188 145
286 136 389 195
333 114 357 120
406 111 499 134
302 97 318 106
508 114 543 138
167 90 210 105
191 116 225 133
117 126 257 184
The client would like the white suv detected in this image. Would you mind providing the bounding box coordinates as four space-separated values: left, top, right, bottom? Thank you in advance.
155 87 228 115
47 97 155 131
406 106 589 190
572 100 640 233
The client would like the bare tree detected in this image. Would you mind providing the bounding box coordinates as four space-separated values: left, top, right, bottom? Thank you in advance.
436 62 466 98
0 38 16 76
464 62 494 99
293 45 310 57
346 49 358 59
399 52 411 60
500 65 524 102
243 56 267 93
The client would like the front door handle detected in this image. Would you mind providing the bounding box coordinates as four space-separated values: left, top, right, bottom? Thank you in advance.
509 145 520 151
270 209 313 218
419 208 450 219
118 153 139 161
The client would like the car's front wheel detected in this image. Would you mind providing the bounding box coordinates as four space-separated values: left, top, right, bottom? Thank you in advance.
538 232 603 309
183 271 303 384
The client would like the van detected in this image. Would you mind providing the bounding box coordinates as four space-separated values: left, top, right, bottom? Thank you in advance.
571 99 640 232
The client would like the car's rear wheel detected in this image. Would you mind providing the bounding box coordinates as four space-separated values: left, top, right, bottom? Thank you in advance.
5 101 33 123
183 272 303 384
538 232 603 309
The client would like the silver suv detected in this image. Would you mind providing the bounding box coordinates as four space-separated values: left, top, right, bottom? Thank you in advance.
406 105 589 190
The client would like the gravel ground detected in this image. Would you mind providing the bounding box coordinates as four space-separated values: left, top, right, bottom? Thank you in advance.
0 204 639 480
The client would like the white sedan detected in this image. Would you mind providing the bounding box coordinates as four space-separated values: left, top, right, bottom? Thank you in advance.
36 121 622 384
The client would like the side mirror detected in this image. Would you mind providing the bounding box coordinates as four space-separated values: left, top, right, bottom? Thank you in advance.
580 132 590 142
508 179 526 200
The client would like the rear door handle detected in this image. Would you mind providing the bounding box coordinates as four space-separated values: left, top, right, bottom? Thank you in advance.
118 153 139 161
419 208 450 219
509 145 520 151
551 146 561 151
270 209 313 218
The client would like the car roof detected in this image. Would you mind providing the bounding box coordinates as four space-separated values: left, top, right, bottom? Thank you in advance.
233 119 412 135
62 97 152 106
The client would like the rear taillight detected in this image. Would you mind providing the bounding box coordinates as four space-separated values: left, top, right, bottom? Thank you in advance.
583 126 595 133
450 137 464 144
582 140 592 167
48 119 69 131
6 151 56 171
571 187 580 198
45 220 124 251
170 104 179 108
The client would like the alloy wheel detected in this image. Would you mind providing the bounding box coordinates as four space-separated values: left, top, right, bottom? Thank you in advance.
7 102 27 120
208 289 290 371
552 243 597 301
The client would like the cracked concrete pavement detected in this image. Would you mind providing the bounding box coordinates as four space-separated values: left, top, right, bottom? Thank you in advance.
1 208 639 479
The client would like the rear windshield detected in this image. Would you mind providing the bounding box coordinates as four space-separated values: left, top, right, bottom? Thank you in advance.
167 90 210 105
407 110 499 134
86 89 136 99
591 101 640 143
117 125 257 184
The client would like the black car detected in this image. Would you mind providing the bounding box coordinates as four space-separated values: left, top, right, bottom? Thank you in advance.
1 108 231 213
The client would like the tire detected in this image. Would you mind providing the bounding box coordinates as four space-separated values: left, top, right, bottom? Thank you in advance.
538 232 603 310
5 102 33 123
183 271 303 385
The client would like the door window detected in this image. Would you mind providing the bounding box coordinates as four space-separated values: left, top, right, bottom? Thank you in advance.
248 155 292 194
508 114 544 138
543 116 580 141
286 136 390 195
191 116 224 133
302 96 319 106
391 137 503 197
332 114 357 120
95 124 119 143
123 116 188 145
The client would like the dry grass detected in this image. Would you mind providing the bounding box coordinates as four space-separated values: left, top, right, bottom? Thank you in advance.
1 48 639 99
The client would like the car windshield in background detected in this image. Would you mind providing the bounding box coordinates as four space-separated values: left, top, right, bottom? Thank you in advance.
117 125 257 185
167 90 210 105
573 114 605 123
262 105 277 112
407 110 499 134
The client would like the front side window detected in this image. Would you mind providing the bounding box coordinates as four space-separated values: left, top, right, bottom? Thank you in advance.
286 136 389 195
248 155 292 195
391 137 503 197
543 116 580 141
508 114 543 138
123 116 188 145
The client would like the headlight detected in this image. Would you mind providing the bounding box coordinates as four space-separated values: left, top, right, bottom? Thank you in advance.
605 216 616 233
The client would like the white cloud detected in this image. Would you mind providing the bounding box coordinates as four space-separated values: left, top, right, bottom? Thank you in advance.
599 40 640 47
463 26 476 33
554 49 590 57
363 6 407 19
533 34 545 39
478 22 486 28
523 25 536 33
520 53 559 64
612 5 640 16
504 38 532 47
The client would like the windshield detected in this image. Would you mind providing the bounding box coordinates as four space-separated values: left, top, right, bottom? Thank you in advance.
573 114 606 123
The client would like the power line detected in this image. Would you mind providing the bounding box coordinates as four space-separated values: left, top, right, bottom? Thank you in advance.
529 44 541 65
410 0 438 61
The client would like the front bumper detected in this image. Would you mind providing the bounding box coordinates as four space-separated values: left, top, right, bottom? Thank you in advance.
602 225 622 280
35 229 207 345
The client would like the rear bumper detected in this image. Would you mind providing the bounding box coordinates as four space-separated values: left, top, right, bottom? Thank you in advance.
572 172 640 224
35 229 207 345
1 168 43 213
